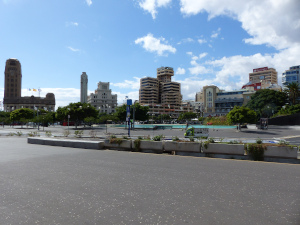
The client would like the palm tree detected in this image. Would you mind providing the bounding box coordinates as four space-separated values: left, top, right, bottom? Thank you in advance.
286 82 300 105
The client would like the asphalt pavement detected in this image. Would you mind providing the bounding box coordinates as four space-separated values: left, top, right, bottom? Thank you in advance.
0 137 300 224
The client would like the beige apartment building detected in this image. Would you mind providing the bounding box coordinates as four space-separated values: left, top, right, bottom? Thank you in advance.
3 58 56 112
139 67 189 118
249 67 278 84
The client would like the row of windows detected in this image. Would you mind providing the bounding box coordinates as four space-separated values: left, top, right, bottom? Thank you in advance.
283 70 299 75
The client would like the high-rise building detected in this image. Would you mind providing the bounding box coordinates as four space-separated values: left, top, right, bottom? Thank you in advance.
4 58 22 99
249 67 278 84
3 58 55 112
87 82 117 114
282 65 300 86
80 72 88 103
139 77 159 105
139 67 182 106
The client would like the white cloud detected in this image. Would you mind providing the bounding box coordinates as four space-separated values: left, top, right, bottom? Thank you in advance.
176 67 186 75
199 52 208 59
66 22 79 27
135 33 176 56
177 37 194 45
111 77 141 90
211 27 221 38
86 0 92 6
138 0 172 19
67 46 80 52
198 38 207 44
180 0 300 50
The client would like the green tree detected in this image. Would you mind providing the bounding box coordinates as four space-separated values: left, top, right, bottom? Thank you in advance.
178 112 197 121
227 106 257 124
115 103 149 121
10 108 34 122
285 82 300 105
0 111 10 126
56 102 98 128
246 89 288 117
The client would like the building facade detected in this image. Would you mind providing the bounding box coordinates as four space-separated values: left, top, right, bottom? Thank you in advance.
282 65 300 86
87 82 117 114
139 67 186 118
3 58 55 112
249 67 278 84
80 72 88 103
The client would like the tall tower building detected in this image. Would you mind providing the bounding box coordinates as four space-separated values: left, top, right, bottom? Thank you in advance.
3 58 55 112
139 66 182 106
4 58 22 99
80 72 88 103
282 65 299 86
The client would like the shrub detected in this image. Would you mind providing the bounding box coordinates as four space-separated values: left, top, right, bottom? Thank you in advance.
256 138 262 144
138 136 143 140
152 135 163 141
203 138 215 149
63 130 70 137
109 137 123 145
172 136 180 141
89 130 97 138
15 131 23 136
278 140 289 146
189 137 195 142
246 144 266 161
133 139 141 152
122 136 128 139
28 131 39 137
45 131 52 137
7 132 15 136
74 130 83 138
229 140 239 144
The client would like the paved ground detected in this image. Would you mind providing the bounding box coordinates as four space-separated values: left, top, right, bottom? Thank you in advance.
1 124 300 145
0 137 300 224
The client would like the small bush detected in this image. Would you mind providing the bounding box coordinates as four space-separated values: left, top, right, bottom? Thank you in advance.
152 135 163 141
229 140 239 144
110 135 117 139
63 130 70 137
246 144 266 161
122 136 128 139
15 131 23 136
172 136 180 141
89 130 97 138
133 139 141 152
109 138 123 145
208 138 215 143
256 138 262 144
28 131 39 137
278 140 289 146
45 131 52 137
74 130 83 138
7 132 15 136
138 136 143 140
189 137 195 142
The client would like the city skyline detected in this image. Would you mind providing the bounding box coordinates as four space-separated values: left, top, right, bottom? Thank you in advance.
0 0 299 108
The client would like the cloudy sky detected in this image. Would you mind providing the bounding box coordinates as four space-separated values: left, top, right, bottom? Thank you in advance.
0 0 299 109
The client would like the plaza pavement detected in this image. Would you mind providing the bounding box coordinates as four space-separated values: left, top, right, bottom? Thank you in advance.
0 124 299 145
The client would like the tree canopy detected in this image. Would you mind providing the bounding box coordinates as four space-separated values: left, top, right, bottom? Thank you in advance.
56 102 98 127
10 108 34 121
246 89 288 117
285 82 300 105
178 112 198 121
227 106 257 124
115 103 149 121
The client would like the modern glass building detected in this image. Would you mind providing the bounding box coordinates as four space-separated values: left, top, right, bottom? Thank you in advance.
282 65 300 86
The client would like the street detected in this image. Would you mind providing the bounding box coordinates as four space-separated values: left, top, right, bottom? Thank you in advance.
0 137 299 224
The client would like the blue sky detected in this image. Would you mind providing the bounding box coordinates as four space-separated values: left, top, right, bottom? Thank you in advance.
0 0 299 109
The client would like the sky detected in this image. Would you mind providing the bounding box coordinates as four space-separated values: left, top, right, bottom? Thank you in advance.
0 0 299 109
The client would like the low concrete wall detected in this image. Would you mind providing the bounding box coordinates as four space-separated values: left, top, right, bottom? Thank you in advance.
164 141 201 153
28 137 104 150
104 140 132 150
203 143 245 155
139 141 163 152
265 146 299 159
